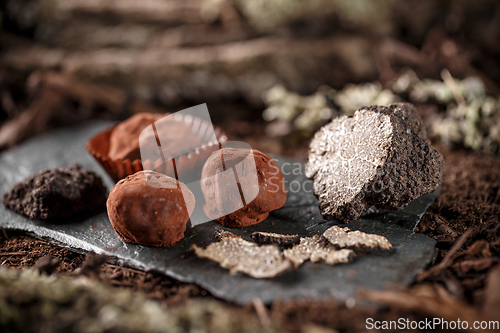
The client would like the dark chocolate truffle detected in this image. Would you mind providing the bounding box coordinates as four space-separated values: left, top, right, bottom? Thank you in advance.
106 170 195 247
306 103 444 222
2 164 106 220
201 148 287 227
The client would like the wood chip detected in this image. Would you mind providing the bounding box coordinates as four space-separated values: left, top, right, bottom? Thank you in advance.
192 236 292 279
322 226 393 252
283 235 355 268
250 231 299 246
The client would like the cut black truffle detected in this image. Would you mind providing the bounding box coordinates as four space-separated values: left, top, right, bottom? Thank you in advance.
322 226 393 252
250 231 299 246
283 235 355 268
192 232 292 278
3 165 106 220
306 103 444 222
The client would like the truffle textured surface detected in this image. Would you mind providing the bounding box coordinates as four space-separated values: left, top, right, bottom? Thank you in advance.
283 235 355 268
322 226 393 252
306 103 444 222
201 148 287 227
106 170 195 247
250 231 299 246
108 112 201 161
3 165 106 220
108 112 162 161
192 231 292 278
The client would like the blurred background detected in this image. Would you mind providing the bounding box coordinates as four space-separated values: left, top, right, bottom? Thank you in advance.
0 0 499 158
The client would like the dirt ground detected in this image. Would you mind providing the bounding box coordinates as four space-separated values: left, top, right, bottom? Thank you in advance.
1 122 499 332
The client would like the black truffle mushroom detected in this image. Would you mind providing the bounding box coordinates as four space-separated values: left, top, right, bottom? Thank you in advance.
306 103 444 222
250 231 299 246
3 165 106 220
283 235 355 268
192 231 292 278
322 226 393 252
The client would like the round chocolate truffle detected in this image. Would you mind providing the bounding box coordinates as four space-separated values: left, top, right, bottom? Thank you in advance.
108 113 163 161
107 170 195 247
201 148 287 227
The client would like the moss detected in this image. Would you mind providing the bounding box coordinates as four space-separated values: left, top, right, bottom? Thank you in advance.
0 267 271 333
262 83 398 134
394 69 500 153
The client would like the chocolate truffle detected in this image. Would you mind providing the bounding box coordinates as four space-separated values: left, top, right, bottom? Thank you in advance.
306 103 444 222
108 113 162 161
108 112 202 161
106 170 195 247
2 165 106 220
201 148 287 227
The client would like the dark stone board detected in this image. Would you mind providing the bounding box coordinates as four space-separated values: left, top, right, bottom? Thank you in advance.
0 121 437 307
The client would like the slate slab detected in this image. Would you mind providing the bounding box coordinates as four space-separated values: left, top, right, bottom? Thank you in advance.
0 121 437 307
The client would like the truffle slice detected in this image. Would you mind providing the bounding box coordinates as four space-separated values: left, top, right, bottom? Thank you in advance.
250 231 299 246
192 234 292 278
106 170 195 247
283 235 355 268
201 148 287 227
322 226 393 252
3 165 106 220
306 103 444 222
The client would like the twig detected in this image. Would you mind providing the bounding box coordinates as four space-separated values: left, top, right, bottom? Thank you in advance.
417 227 474 282
441 69 466 105
251 297 271 328
0 252 27 256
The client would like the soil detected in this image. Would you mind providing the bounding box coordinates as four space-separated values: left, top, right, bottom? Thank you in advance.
1 122 499 332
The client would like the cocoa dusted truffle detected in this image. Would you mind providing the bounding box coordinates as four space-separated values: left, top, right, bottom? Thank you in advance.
306 103 444 222
108 113 162 161
201 148 287 227
108 112 202 161
3 165 106 220
106 170 195 247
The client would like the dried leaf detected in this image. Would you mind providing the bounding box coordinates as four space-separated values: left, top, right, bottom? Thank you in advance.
360 284 491 332
483 266 500 320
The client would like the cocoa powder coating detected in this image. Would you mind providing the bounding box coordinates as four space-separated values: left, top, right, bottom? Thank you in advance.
108 113 163 161
201 148 287 227
108 112 202 162
106 170 195 247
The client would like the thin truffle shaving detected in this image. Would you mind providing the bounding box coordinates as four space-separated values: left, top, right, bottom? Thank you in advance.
283 235 355 268
250 231 299 246
192 235 292 279
322 226 393 252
